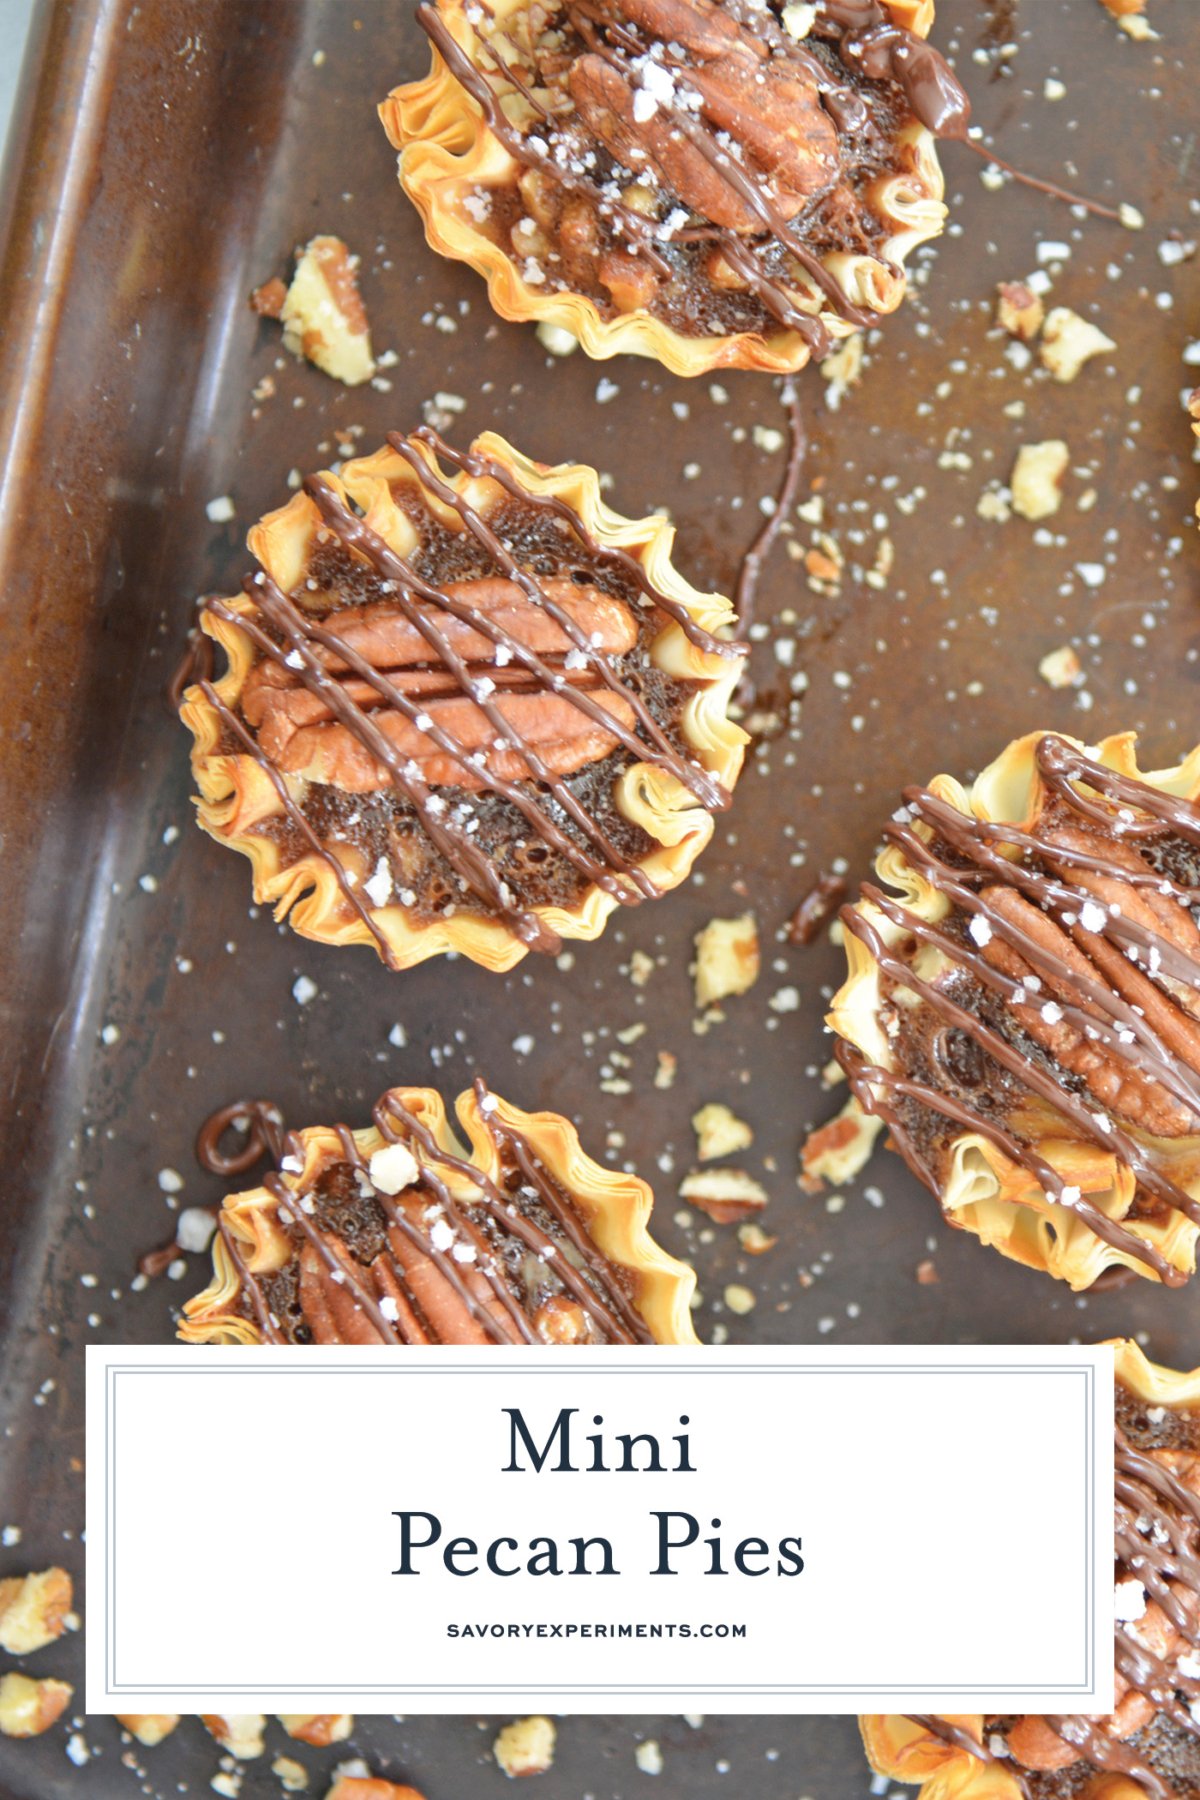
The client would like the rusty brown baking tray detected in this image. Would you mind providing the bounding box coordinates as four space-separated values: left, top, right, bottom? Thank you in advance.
1 0 1198 1794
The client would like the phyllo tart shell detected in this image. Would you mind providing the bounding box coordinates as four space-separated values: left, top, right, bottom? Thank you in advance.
181 1083 699 1346
180 428 746 972
861 1340 1200 1800
828 730 1200 1291
380 0 956 376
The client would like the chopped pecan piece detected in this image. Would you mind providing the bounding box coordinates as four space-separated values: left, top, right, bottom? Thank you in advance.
0 1673 72 1738
0 1567 73 1655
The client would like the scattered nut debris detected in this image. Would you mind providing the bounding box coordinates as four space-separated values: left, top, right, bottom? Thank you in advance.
272 1756 310 1792
679 1167 769 1223
256 236 376 386
692 1102 754 1162
0 1566 72 1655
326 1778 426 1800
723 1283 757 1316
280 1715 354 1746
738 1221 778 1255
1011 440 1070 521
1038 645 1083 689
1039 307 1116 382
628 949 656 988
800 1095 882 1189
692 913 760 1008
250 276 287 318
117 1714 181 1745
819 332 864 407
654 1051 678 1091
0 1671 73 1737
202 1715 268 1760
635 1738 665 1774
536 321 578 356
995 281 1044 342
916 1259 940 1285
494 1715 557 1778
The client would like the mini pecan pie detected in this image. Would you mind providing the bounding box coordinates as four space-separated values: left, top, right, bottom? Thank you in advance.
181 1083 698 1345
179 429 745 970
381 0 965 375
862 1342 1200 1800
828 730 1200 1290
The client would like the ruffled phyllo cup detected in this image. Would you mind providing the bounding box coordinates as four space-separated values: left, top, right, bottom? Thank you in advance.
861 1341 1200 1800
179 428 746 971
828 730 1200 1291
181 1082 698 1346
380 0 965 376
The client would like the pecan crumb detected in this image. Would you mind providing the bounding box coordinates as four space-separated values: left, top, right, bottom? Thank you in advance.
1038 645 1083 690
117 1715 180 1746
1011 440 1070 521
996 281 1045 342
692 1102 754 1162
916 1259 939 1285
494 1715 556 1778
278 236 376 386
0 1567 72 1655
0 1672 73 1737
679 1167 768 1223
800 1095 882 1189
692 913 760 1008
250 277 287 318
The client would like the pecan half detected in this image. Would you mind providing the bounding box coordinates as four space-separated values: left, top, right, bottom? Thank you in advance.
979 886 1200 1139
241 577 640 794
567 0 838 235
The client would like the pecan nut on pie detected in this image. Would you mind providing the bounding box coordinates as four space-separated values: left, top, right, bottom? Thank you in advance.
180 1084 698 1345
861 1341 1200 1800
827 730 1200 1290
179 429 746 971
380 0 966 375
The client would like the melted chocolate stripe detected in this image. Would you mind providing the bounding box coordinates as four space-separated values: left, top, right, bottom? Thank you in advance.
417 0 967 354
194 1091 651 1346
213 587 555 950
411 427 739 664
907 1396 1200 1799
198 678 400 966
838 1040 1181 1281
383 433 730 805
843 734 1200 1277
843 902 1200 1233
860 864 1200 1126
329 1120 534 1345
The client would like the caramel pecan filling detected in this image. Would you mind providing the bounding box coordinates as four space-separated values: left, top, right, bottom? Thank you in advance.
417 0 966 347
839 735 1200 1284
241 577 639 791
201 430 735 955
223 1087 652 1347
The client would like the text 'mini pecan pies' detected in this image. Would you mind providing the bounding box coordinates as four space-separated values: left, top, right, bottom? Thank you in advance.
180 1084 698 1345
828 730 1200 1291
861 1341 1200 1800
180 429 746 971
381 0 967 375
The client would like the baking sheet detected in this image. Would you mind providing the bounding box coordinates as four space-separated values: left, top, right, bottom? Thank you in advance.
1 0 1198 1793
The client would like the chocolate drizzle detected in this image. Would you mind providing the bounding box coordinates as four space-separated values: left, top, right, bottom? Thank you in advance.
416 0 967 355
839 735 1200 1285
198 429 739 960
734 378 807 705
196 1084 653 1347
907 1381 1200 1800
